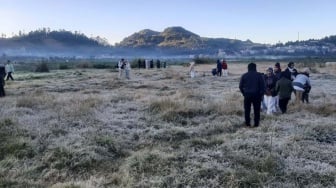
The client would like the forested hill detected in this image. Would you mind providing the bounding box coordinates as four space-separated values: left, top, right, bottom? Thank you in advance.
116 26 257 51
0 29 112 57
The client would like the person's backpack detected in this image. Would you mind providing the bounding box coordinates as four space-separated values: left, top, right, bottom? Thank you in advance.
212 68 217 76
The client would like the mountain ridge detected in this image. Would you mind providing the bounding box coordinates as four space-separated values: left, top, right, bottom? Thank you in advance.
1 27 336 57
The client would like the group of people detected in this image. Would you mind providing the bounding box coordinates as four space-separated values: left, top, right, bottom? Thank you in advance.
137 59 167 69
0 60 15 97
239 61 311 127
213 59 228 77
118 58 168 80
189 59 229 78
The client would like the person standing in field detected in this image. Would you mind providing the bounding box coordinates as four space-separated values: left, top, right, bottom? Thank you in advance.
284 61 298 81
5 60 14 81
145 59 150 69
216 59 222 77
274 62 282 80
239 63 265 127
118 58 126 78
275 71 293 113
138 59 142 69
273 62 282 111
222 59 228 76
125 60 131 79
0 65 6 97
150 59 154 69
189 61 196 78
156 59 161 69
263 67 277 115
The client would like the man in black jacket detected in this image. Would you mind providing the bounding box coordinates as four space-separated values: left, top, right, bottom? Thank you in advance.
239 63 265 127
0 65 6 97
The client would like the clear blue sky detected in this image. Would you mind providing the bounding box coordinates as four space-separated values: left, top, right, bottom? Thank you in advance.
1 0 335 45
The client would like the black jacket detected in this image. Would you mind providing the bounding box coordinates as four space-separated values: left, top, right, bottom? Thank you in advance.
284 67 298 81
239 70 265 98
0 66 5 86
264 74 277 96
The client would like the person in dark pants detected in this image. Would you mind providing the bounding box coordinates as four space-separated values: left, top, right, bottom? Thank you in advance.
156 59 161 68
239 63 265 127
5 60 14 81
216 59 222 76
302 84 311 103
138 59 142 69
302 72 311 103
275 71 293 113
150 59 154 69
0 66 6 97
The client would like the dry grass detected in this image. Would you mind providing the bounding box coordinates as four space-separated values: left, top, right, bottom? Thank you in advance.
0 63 335 187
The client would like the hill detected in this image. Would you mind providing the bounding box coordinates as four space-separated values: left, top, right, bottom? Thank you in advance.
117 26 257 55
0 29 112 57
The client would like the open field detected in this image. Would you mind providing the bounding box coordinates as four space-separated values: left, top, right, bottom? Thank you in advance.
0 62 336 187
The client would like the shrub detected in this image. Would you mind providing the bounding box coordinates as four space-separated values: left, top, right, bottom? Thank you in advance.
59 64 70 70
194 57 216 64
92 64 111 69
35 62 49 72
76 62 90 68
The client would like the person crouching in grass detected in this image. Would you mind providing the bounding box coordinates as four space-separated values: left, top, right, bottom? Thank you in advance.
292 68 311 104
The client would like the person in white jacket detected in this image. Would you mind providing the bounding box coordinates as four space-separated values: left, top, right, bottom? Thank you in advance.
125 60 131 79
189 62 195 78
5 60 14 80
292 68 311 104
118 58 125 78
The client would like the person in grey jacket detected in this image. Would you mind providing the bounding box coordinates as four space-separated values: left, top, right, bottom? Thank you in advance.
275 71 293 113
5 60 14 80
292 68 311 104
239 63 265 127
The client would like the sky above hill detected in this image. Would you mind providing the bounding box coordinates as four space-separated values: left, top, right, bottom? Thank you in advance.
1 0 335 45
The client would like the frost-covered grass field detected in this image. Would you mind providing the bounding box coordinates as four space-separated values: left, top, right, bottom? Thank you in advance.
0 62 335 187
